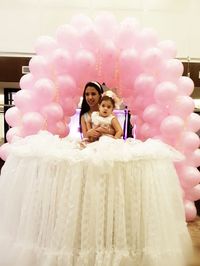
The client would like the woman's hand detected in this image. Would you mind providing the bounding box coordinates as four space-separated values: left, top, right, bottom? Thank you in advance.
96 126 115 136
86 128 101 139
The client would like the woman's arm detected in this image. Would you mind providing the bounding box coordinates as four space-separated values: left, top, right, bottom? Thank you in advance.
95 125 115 136
81 115 101 139
81 115 89 138
111 117 123 139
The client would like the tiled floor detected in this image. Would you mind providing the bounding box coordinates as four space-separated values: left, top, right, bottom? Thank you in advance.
188 216 200 266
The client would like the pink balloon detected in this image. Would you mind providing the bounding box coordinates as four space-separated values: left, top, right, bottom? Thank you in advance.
22 112 46 136
57 75 77 98
160 59 184 81
80 25 101 52
52 49 73 75
139 123 158 139
34 79 56 105
132 95 148 113
70 14 93 32
5 106 22 127
14 90 39 113
29 55 52 78
74 50 96 85
185 184 200 201
137 27 158 51
187 112 200 132
47 121 69 138
179 131 200 153
143 104 166 125
119 88 133 99
64 116 71 124
186 149 200 167
56 24 79 52
154 82 178 106
6 127 22 143
41 103 64 123
95 12 117 40
119 49 140 78
157 40 177 59
141 48 163 74
101 41 118 86
34 36 58 56
0 143 11 161
160 115 184 138
19 73 35 90
179 166 200 188
59 97 77 117
184 200 197 221
116 17 140 50
134 74 156 96
139 122 151 139
169 96 195 118
178 76 194 96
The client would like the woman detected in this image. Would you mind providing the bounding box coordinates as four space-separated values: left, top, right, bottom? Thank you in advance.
80 81 115 140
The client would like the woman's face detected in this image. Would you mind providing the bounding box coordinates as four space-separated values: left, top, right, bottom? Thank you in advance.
85 86 100 108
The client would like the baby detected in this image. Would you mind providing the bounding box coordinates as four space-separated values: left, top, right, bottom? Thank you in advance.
87 94 123 142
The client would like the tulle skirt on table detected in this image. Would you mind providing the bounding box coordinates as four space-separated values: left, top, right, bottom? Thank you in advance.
0 132 192 266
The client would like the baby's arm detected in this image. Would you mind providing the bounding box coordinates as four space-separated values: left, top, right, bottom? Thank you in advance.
111 117 123 139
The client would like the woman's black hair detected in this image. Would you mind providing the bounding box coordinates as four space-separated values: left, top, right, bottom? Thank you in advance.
79 81 104 132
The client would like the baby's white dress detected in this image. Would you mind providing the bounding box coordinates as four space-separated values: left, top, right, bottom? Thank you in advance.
0 131 192 266
91 111 115 128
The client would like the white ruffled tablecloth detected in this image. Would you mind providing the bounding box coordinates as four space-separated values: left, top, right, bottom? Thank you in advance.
0 131 192 266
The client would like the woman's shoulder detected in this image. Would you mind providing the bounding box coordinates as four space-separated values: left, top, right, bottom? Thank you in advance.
83 112 91 122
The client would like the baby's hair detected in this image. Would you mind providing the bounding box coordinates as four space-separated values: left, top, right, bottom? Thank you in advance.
99 95 115 108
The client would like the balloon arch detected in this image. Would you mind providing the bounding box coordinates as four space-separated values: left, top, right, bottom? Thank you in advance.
1 13 200 221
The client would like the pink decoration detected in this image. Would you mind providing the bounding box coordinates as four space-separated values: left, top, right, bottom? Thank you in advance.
187 113 200 132
29 55 52 78
157 40 177 59
5 106 22 127
52 49 72 75
179 131 200 153
186 149 200 167
22 112 46 136
95 12 117 40
42 103 64 123
56 24 79 52
178 76 194 96
143 104 166 126
2 13 199 221
134 74 156 97
169 96 195 118
14 90 39 113
179 166 200 188
154 82 178 106
141 47 163 74
184 200 197 221
57 75 77 98
0 143 11 161
33 78 56 106
19 73 35 90
34 36 58 56
6 127 22 143
160 116 184 138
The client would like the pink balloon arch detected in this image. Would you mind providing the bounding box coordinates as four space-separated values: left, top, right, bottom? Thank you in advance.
0 13 200 221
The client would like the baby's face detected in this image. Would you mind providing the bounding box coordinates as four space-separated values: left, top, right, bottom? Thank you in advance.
99 100 113 117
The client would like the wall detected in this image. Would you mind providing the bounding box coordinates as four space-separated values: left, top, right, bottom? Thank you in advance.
0 0 200 59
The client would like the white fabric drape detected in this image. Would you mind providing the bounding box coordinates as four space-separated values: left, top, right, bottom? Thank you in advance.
0 132 192 266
